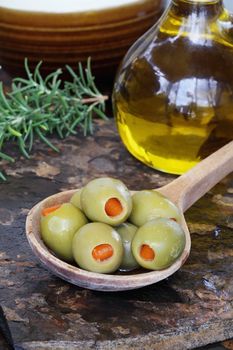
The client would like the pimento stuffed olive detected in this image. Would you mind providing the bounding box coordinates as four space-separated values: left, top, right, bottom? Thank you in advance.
40 203 88 262
80 177 132 226
70 189 82 210
72 222 123 273
116 222 139 271
129 190 181 227
132 218 186 270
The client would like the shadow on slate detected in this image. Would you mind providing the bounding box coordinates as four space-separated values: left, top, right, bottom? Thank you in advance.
196 343 229 349
0 306 24 350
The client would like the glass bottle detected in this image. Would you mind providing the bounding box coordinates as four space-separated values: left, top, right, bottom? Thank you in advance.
113 0 233 174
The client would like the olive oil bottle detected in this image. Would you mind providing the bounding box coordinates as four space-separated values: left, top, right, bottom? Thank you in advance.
113 0 233 174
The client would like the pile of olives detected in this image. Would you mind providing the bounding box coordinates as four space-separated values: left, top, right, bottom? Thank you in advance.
40 177 186 274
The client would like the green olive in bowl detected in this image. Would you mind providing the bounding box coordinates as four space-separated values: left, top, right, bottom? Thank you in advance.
116 223 139 271
81 177 132 226
72 222 123 273
129 190 181 227
40 203 88 262
132 218 186 270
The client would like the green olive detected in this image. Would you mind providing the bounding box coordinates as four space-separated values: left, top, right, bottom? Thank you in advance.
40 203 88 262
70 189 82 210
129 190 181 226
132 218 186 270
116 223 139 271
80 177 132 226
72 222 123 273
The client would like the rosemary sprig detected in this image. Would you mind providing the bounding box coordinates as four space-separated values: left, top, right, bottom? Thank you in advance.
0 58 108 181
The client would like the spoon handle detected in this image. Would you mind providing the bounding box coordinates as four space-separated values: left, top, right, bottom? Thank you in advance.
160 141 233 212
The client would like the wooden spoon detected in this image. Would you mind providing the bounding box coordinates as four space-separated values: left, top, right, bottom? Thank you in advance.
26 142 233 291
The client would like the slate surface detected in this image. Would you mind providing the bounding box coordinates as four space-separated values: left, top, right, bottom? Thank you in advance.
0 120 232 350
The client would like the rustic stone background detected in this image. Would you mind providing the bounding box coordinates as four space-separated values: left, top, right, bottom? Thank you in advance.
0 120 232 350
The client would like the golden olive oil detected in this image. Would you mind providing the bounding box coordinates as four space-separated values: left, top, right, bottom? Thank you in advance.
113 0 233 174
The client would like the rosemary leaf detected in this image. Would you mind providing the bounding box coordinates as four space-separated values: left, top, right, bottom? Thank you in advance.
0 152 15 162
35 127 59 153
18 137 30 159
0 171 6 181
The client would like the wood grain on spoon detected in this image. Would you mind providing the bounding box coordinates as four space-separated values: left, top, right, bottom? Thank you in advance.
25 141 233 291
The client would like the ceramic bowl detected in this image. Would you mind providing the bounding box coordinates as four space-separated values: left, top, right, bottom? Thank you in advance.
0 0 164 77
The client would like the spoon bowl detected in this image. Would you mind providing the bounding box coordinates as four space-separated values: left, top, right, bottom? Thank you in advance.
25 142 233 291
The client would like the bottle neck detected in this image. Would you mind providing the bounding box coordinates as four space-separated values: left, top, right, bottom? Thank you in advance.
171 0 224 18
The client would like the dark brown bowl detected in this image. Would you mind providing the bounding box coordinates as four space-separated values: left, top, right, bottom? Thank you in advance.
0 0 164 77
